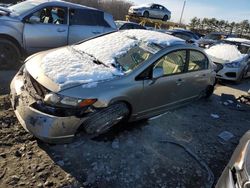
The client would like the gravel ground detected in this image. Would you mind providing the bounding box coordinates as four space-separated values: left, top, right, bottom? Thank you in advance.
0 71 249 188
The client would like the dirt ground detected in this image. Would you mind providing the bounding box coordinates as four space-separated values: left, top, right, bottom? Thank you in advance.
0 70 250 188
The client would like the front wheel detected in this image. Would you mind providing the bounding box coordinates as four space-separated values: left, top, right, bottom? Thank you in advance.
83 102 130 136
0 38 21 70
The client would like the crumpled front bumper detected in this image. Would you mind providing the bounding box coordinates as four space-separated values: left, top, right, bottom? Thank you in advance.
10 75 86 143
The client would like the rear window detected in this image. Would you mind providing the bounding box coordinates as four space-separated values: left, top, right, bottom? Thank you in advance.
69 9 110 27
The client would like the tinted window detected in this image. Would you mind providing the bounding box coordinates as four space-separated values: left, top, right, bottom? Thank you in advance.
69 9 109 27
154 50 186 76
188 50 208 71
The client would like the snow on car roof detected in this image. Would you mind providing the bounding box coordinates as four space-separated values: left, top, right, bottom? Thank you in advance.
41 30 184 87
226 37 250 44
205 43 246 62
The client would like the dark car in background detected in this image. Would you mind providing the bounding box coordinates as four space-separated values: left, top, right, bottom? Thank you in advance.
165 29 200 45
115 20 146 30
198 32 237 48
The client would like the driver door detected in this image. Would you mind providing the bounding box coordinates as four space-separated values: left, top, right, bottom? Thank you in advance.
23 6 68 54
138 50 189 118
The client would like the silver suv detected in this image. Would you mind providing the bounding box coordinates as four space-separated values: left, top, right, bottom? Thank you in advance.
0 0 116 69
128 3 171 21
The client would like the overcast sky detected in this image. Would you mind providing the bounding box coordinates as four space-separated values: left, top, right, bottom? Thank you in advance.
131 0 250 24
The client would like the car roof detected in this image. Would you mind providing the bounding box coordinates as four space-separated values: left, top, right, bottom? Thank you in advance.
27 0 99 11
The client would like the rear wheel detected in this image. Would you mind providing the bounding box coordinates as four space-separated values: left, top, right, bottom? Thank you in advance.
143 11 149 18
162 15 168 21
0 38 21 70
84 102 130 136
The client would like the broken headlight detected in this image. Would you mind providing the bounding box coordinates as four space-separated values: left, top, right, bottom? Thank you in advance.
44 93 97 108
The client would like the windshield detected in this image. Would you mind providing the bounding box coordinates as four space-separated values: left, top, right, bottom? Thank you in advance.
9 1 42 15
116 43 162 72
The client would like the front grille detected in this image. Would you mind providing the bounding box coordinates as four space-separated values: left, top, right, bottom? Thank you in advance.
23 69 49 99
214 62 224 72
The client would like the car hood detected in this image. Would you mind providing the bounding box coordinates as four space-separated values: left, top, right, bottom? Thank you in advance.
25 47 120 93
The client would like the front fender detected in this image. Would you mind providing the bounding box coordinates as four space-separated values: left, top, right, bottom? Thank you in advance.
0 20 24 48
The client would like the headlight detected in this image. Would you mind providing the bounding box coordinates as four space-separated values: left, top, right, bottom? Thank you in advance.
225 61 241 68
44 93 97 108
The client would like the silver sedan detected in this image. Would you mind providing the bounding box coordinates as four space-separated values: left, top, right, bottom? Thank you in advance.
10 30 216 143
128 3 171 21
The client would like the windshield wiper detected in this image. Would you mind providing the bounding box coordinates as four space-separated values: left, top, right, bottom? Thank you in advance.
70 46 110 68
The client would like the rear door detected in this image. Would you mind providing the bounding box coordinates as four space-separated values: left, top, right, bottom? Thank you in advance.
68 8 107 44
184 50 211 97
23 6 68 54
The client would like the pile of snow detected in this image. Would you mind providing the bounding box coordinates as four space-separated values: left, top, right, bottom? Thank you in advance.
226 37 250 44
205 44 245 62
41 30 184 87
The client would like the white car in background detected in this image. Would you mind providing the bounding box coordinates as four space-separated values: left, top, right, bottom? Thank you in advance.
205 40 250 82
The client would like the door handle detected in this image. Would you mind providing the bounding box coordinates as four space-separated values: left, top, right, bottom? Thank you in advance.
57 28 66 32
176 78 184 86
92 31 101 34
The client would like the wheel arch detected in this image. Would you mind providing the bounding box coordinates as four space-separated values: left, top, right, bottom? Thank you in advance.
0 34 23 55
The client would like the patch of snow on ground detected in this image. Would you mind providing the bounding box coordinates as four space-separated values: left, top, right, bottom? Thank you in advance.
205 44 244 62
41 47 120 87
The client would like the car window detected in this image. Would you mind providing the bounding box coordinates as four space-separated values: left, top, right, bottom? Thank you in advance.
159 6 164 10
154 50 186 76
188 50 208 72
27 7 67 24
69 9 109 27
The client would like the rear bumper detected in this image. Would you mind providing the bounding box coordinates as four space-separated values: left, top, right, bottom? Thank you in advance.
10 75 86 144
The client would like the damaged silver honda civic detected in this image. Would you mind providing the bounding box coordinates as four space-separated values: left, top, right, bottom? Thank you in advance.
10 30 216 143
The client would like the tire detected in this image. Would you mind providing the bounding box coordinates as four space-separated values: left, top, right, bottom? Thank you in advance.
0 38 21 70
203 85 214 98
84 102 130 135
162 15 168 21
143 11 149 18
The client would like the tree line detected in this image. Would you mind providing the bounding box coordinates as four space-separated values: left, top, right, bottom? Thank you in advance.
190 17 250 37
65 0 132 20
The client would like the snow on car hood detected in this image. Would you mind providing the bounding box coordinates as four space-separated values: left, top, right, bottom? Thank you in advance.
38 30 184 90
40 47 121 89
226 37 250 44
205 43 246 63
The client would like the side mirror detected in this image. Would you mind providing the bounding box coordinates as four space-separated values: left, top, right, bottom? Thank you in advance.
152 67 164 79
28 15 40 24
